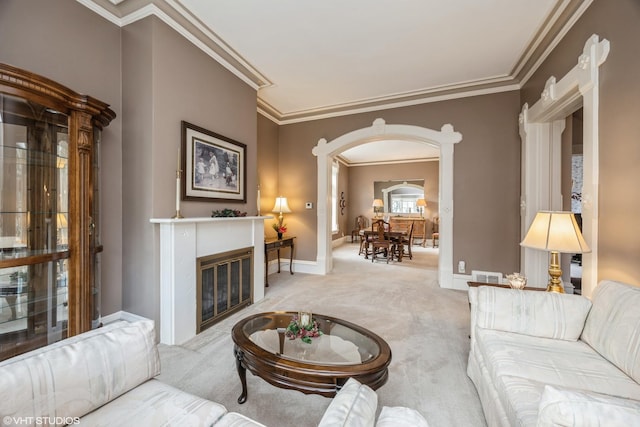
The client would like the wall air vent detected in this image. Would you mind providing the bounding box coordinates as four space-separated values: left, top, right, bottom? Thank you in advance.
471 270 503 284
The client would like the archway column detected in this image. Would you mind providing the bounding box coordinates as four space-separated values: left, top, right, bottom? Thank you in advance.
312 119 462 288
438 140 455 287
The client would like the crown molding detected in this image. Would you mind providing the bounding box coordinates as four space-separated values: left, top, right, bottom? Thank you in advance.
80 0 593 125
78 0 269 90
264 82 520 126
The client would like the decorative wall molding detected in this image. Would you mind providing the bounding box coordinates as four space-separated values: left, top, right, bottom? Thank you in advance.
519 34 609 297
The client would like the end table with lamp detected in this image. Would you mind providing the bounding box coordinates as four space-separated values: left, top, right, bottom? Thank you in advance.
266 196 295 287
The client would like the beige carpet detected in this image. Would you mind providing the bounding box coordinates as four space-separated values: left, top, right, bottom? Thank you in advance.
157 243 486 426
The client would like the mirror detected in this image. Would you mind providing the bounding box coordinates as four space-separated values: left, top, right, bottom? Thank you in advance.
374 180 424 214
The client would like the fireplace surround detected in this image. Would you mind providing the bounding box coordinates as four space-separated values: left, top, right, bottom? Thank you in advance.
150 216 267 345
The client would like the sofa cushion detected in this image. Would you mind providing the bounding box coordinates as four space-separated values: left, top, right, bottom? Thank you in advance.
317 378 378 427
474 328 640 400
581 280 640 384
0 319 160 422
537 385 640 427
375 406 429 427
78 379 227 426
475 286 592 341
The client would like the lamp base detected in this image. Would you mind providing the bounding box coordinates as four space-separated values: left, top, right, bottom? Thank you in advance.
546 251 565 293
546 282 565 293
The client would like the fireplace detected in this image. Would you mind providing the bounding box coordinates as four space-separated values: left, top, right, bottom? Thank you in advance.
150 216 266 345
197 247 253 333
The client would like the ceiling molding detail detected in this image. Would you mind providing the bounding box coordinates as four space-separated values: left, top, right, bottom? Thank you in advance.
82 0 592 124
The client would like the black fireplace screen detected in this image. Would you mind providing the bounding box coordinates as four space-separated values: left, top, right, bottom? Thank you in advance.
197 247 253 333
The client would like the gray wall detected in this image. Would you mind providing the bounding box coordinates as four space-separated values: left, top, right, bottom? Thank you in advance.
274 91 522 275
522 0 640 286
122 16 258 322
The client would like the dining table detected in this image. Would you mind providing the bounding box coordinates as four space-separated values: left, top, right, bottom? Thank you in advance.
360 229 407 261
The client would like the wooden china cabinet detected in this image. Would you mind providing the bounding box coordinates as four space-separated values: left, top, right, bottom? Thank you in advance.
0 63 115 361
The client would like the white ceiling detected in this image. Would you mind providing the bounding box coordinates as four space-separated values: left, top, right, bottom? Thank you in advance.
177 0 559 118
94 0 582 163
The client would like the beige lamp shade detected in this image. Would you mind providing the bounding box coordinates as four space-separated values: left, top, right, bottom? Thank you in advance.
416 199 427 208
272 197 292 214
372 199 383 208
521 211 590 253
521 211 590 293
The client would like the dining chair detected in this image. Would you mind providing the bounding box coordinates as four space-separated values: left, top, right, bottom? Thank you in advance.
395 221 415 260
371 220 394 263
351 215 367 243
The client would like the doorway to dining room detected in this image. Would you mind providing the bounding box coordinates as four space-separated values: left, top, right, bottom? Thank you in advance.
312 118 462 288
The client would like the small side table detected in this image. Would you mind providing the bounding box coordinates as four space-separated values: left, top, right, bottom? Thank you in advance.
264 236 295 287
466 281 545 291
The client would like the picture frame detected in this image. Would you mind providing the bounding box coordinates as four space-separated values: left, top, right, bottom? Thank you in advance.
181 121 247 203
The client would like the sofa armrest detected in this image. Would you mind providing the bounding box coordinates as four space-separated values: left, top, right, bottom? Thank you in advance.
318 378 378 427
473 286 592 341
537 385 640 427
0 319 160 420
376 406 429 427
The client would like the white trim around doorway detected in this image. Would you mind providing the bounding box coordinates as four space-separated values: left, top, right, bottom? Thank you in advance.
312 118 462 288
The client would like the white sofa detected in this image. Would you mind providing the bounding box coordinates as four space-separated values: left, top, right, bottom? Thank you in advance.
467 280 640 427
0 318 428 427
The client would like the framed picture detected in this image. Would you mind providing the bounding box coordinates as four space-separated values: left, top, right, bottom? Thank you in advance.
181 121 247 202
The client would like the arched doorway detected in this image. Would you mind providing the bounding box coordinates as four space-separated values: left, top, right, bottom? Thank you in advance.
312 118 462 288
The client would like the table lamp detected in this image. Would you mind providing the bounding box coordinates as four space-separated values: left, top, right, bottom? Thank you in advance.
520 211 590 293
416 199 427 218
372 199 383 218
272 196 291 226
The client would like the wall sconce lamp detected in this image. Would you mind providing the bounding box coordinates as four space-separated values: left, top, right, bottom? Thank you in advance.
372 199 383 218
520 211 590 293
416 198 427 218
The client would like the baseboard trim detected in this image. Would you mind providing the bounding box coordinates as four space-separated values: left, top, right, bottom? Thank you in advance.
266 259 322 276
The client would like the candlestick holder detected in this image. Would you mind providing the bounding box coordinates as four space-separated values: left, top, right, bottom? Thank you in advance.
172 169 184 219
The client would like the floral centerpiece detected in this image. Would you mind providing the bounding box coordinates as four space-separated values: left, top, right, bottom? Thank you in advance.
272 222 287 238
285 313 322 344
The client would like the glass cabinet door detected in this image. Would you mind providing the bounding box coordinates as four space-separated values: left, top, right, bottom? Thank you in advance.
0 94 70 359
0 62 114 361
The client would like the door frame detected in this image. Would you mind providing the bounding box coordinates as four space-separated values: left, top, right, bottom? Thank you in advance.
519 34 609 297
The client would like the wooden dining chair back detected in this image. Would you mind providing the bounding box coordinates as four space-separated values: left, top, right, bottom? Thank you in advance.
351 215 367 243
400 221 415 260
371 219 393 263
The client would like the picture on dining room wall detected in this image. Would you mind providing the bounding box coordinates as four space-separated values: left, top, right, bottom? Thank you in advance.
181 121 246 203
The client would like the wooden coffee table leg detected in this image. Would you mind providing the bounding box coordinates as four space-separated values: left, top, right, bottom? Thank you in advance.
234 346 248 404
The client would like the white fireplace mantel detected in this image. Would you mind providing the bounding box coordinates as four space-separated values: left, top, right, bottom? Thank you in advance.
150 216 268 345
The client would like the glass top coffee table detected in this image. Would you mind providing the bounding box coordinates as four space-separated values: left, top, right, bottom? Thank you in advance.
231 311 392 403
